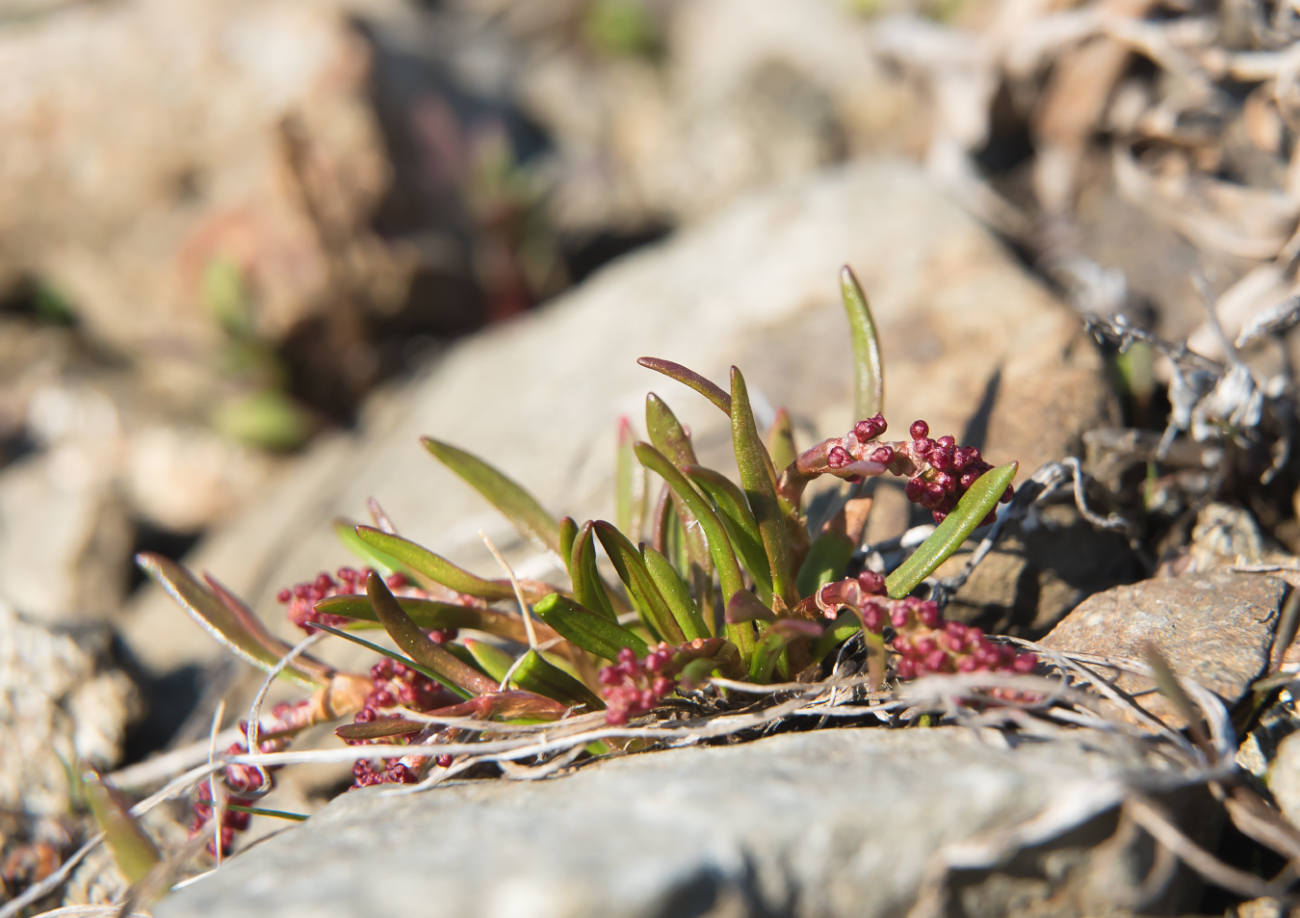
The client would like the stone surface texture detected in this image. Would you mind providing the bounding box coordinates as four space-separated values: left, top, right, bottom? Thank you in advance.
156 727 1199 918
124 157 1110 676
0 602 139 817
1040 570 1283 726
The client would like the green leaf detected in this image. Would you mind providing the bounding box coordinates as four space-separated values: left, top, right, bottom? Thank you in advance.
766 408 797 473
643 546 708 640
646 393 714 588
560 516 579 577
885 462 1018 599
730 368 795 606
509 649 605 710
684 465 773 606
534 592 648 660
83 768 160 885
366 572 499 698
422 437 562 555
593 520 685 644
135 553 325 690
570 521 619 621
224 804 309 822
1143 641 1211 754
631 445 745 608
637 357 731 415
796 530 856 599
213 389 314 452
725 590 776 624
333 518 411 578
810 612 863 664
615 418 648 542
463 638 516 682
749 620 823 683
840 265 885 420
355 526 523 601
316 595 547 645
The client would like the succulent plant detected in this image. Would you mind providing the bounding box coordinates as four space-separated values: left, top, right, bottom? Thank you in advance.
138 265 1028 855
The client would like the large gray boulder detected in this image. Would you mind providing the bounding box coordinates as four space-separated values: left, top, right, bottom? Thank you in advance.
155 727 1205 918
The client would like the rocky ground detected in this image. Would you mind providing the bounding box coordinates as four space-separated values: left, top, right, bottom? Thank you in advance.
3 0 1300 916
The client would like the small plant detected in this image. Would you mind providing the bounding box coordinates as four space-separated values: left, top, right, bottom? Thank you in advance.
139 265 1028 855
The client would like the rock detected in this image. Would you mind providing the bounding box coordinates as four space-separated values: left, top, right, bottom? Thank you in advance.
0 0 399 363
937 504 1144 638
0 602 140 817
1267 730 1300 833
1040 571 1283 728
122 157 1111 675
155 727 1207 918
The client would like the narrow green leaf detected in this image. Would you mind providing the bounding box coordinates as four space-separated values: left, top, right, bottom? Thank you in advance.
646 393 714 587
464 638 515 682
135 553 324 690
422 437 562 555
333 517 410 577
749 620 823 683
725 590 776 624
840 265 885 420
316 595 548 646
510 649 605 709
766 408 797 473
534 592 649 660
684 466 773 605
83 768 160 885
355 527 519 601
637 357 732 415
643 546 708 640
559 516 579 578
730 368 795 606
632 445 745 607
796 530 856 599
367 572 498 698
593 520 685 644
571 521 618 621
615 418 648 542
885 462 1018 599
224 804 309 822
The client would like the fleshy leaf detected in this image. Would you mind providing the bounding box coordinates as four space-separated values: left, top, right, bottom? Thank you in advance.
749 620 823 683
766 408 798 474
631 445 745 608
725 590 776 624
643 545 709 640
315 595 554 646
136 553 324 690
422 437 562 555
312 624 452 688
730 368 795 606
464 638 515 682
885 462 1018 599
335 720 425 741
683 465 773 605
571 521 619 621
810 612 864 664
637 357 731 415
333 517 410 577
366 572 498 698
615 417 648 542
560 517 579 578
796 530 856 599
509 649 605 710
83 768 160 885
840 265 885 420
593 520 685 644
355 526 553 602
534 592 648 660
645 393 714 586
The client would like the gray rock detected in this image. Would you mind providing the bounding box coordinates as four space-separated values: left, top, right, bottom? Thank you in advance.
156 727 1204 918
124 157 1110 676
1040 570 1283 728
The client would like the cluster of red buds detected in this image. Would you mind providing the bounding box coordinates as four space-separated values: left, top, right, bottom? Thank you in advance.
792 415 1013 525
276 569 459 645
817 571 1038 687
346 658 459 787
189 699 313 856
599 646 677 726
